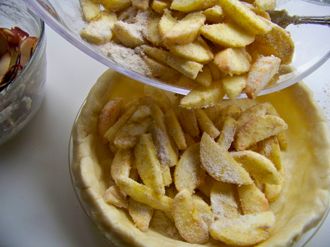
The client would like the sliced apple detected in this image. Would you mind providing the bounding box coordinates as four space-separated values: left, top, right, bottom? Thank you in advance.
98 98 123 139
104 103 138 143
20 37 38 67
148 103 178 168
231 150 281 185
169 38 214 64
210 181 239 218
135 134 165 195
200 133 252 185
234 115 288 150
110 149 132 185
173 190 209 244
196 109 220 138
162 12 206 45
117 177 173 213
151 0 169 14
238 183 269 214
128 198 153 232
131 0 149 10
143 56 180 82
171 0 217 12
104 185 128 208
140 45 168 65
236 102 272 129
150 210 181 239
201 23 255 47
193 195 214 227
177 108 200 138
0 32 9 57
210 211 275 246
143 16 162 46
166 54 203 80
222 75 247 99
80 12 117 44
218 0 272 35
174 144 204 193
80 0 100 22
214 48 251 75
217 117 237 150
264 183 283 202
248 22 294 64
165 109 187 150
245 55 281 99
113 21 145 48
180 82 225 109
195 65 213 87
113 118 151 149
100 0 131 12
0 52 11 82
159 9 177 39
255 0 276 11
258 136 282 170
203 5 224 23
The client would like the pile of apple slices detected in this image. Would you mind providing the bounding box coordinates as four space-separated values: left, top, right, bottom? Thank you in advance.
94 87 288 246
79 0 294 101
0 27 38 91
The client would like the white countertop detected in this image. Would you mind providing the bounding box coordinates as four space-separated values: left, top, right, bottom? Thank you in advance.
0 27 329 247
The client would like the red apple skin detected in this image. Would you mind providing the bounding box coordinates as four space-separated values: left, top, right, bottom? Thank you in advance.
11 27 29 40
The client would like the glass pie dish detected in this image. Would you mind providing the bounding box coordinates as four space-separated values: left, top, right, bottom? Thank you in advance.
26 0 330 96
68 70 330 247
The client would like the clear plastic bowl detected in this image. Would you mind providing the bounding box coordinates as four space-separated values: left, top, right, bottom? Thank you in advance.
0 0 47 145
26 0 330 96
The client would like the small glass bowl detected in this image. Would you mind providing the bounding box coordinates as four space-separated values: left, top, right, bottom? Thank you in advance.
0 0 47 145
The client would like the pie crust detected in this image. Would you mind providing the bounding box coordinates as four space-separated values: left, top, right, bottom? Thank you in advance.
71 70 330 247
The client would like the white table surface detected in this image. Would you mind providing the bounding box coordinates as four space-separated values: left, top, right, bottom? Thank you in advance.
0 27 329 247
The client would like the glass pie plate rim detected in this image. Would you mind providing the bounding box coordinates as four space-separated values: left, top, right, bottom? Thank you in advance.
67 89 330 247
26 0 330 96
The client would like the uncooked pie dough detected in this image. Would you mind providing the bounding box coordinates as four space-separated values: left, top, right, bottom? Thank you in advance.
71 70 330 247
